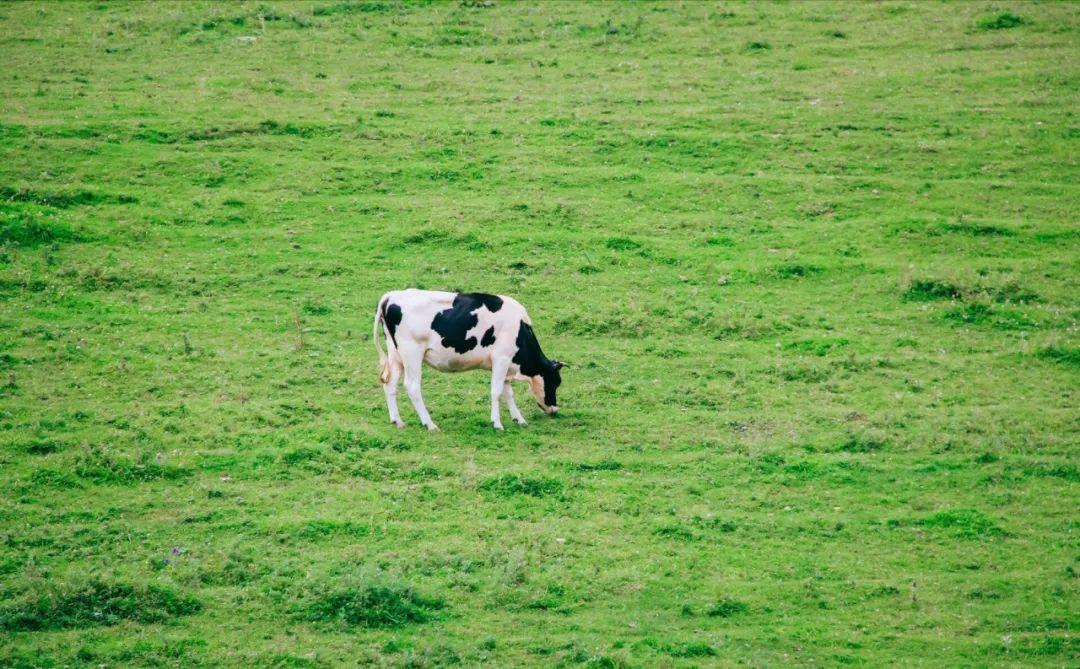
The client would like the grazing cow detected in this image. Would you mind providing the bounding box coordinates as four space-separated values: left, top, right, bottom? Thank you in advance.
373 289 564 431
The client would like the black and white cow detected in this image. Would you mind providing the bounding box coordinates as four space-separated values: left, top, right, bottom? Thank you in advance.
373 289 564 431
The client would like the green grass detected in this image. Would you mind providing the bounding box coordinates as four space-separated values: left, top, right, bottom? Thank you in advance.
0 580 202 632
1 0 1078 666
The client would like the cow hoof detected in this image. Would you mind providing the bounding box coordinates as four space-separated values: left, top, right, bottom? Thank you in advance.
514 419 528 426
493 424 504 431
392 421 405 429
426 424 440 432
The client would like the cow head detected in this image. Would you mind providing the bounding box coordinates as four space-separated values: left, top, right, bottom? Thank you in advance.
528 359 564 415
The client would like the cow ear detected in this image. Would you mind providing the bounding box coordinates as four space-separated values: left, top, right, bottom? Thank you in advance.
552 360 566 370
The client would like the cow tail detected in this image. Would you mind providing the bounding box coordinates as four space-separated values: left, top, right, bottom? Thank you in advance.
374 297 391 384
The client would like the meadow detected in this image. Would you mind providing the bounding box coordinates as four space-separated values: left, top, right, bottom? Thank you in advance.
1 1 1077 666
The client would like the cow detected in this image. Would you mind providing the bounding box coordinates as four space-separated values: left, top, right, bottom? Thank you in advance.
373 289 565 431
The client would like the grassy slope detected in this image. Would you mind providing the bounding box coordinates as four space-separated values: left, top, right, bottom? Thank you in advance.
1 1 1077 666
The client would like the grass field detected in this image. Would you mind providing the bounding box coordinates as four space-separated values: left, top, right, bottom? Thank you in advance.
1 1 1078 666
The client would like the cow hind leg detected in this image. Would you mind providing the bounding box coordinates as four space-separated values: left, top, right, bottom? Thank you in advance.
502 383 527 426
400 344 438 431
381 355 405 428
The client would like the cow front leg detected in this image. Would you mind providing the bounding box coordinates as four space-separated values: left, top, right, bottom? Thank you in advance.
382 356 405 428
490 357 511 430
502 383 527 426
400 345 438 431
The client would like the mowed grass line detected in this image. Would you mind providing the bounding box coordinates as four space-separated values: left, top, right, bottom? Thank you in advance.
1 1 1077 666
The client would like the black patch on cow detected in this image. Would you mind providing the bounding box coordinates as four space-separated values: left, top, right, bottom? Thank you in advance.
468 292 504 313
431 293 503 354
512 322 546 376
513 320 561 407
480 326 496 347
382 300 402 347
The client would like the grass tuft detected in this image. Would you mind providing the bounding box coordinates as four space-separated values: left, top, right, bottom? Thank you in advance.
937 222 1014 236
772 264 821 279
479 474 564 497
654 524 697 541
976 12 1026 30
837 432 887 453
300 582 444 628
19 438 64 455
903 279 964 301
915 509 1005 538
328 430 393 452
605 237 642 251
313 2 402 16
73 446 189 485
571 459 622 472
0 580 201 631
664 641 716 658
707 598 749 618
1037 345 1080 367
942 303 1035 330
0 211 79 247
0 186 134 208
